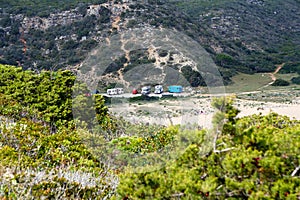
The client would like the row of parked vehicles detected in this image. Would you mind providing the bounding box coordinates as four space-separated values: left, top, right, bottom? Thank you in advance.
134 85 183 95
106 85 183 96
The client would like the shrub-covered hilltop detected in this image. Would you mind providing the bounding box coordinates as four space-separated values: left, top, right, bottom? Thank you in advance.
1 0 300 86
0 64 300 199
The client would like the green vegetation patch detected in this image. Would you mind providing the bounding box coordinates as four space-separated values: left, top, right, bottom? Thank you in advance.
1 65 300 199
225 73 271 92
271 78 290 86
1 0 107 17
114 97 300 199
129 95 159 102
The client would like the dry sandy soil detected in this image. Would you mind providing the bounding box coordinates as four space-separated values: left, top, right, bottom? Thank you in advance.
108 95 300 129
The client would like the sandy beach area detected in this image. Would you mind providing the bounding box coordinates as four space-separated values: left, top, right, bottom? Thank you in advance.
109 97 300 129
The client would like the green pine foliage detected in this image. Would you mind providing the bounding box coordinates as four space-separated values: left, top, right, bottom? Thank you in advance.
291 76 300 85
111 125 179 154
115 98 300 199
0 64 75 124
271 79 290 86
1 65 300 199
0 64 118 198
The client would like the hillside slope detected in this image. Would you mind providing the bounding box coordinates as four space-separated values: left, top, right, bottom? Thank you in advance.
173 0 300 72
1 0 300 86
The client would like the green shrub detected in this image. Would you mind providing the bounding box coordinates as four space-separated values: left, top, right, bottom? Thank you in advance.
291 76 300 85
271 78 290 86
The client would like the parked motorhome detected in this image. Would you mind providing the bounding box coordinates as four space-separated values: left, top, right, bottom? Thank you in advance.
107 88 118 95
154 85 163 94
107 88 124 95
168 85 183 93
116 88 124 94
141 86 151 95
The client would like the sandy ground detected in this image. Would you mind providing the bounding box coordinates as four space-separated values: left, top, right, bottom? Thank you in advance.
109 97 300 129
235 99 300 120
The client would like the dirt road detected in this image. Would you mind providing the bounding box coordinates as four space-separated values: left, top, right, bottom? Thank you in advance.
259 63 284 89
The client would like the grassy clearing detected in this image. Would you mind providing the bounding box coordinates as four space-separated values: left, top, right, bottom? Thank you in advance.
267 72 300 91
223 72 300 94
275 72 299 81
267 84 300 92
224 73 272 93
236 88 300 103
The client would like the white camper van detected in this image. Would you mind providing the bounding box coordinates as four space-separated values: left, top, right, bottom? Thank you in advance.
107 88 118 95
141 86 151 95
154 85 163 94
116 88 124 94
107 88 124 95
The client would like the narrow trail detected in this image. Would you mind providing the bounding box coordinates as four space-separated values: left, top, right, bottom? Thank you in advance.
270 63 284 82
117 69 129 88
108 2 130 88
260 63 285 88
78 1 133 89
105 37 111 46
117 33 130 88
16 28 27 67
120 34 130 66
274 63 284 74
20 29 27 54
111 16 121 32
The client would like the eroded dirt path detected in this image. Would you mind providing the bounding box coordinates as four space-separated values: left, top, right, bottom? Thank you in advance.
111 16 121 31
120 34 130 66
105 37 111 46
274 63 284 74
261 63 285 88
270 63 284 82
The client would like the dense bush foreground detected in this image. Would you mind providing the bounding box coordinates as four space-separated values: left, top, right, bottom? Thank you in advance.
0 65 117 199
116 113 300 199
0 64 299 199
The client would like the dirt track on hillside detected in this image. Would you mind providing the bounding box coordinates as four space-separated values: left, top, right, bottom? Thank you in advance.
261 63 285 88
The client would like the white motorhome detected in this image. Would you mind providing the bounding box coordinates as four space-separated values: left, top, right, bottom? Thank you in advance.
141 86 151 95
116 88 124 94
107 88 118 95
107 88 124 95
154 85 163 94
